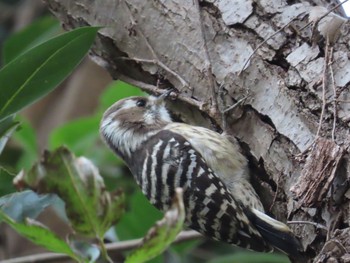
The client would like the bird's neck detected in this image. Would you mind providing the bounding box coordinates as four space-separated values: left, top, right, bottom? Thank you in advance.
111 121 170 160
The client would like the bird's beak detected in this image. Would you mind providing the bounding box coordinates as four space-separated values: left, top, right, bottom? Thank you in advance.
153 89 172 106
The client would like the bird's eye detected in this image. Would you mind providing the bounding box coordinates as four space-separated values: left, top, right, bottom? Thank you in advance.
136 99 146 107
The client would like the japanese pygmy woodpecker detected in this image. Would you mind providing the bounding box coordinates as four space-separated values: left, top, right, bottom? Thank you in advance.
100 92 302 255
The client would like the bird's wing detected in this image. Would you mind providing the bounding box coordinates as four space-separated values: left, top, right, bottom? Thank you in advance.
132 129 271 252
165 122 264 211
164 122 248 180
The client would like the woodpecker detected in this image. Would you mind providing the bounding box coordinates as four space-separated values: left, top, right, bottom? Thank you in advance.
100 93 302 255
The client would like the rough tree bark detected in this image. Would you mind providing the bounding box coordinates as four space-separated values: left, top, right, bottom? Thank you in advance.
44 1 350 262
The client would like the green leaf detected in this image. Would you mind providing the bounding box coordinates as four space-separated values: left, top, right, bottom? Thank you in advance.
12 118 38 170
49 116 100 155
116 190 162 240
0 26 100 121
0 210 81 261
99 80 145 111
207 251 291 263
0 190 63 222
3 16 61 64
170 239 203 262
0 115 19 155
48 114 125 186
14 147 125 238
0 167 16 196
126 188 185 263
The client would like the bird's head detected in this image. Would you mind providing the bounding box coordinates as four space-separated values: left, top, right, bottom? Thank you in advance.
100 93 172 157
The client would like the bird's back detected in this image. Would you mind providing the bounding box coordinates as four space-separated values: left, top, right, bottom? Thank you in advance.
127 129 272 252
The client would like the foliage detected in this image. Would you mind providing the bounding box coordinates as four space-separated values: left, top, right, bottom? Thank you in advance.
0 17 186 263
0 211 82 261
14 147 125 238
126 189 185 263
0 16 291 263
2 16 61 64
0 26 100 122
0 115 19 155
0 191 82 261
0 167 16 195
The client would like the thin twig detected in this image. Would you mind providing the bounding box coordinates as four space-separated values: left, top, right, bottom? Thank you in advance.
299 0 349 32
221 96 248 131
269 173 281 212
336 99 350 103
195 0 220 121
329 46 337 141
108 230 201 251
118 74 164 95
241 0 350 75
0 252 69 263
118 74 204 110
287 220 328 230
119 57 191 90
0 231 202 263
98 236 112 263
239 17 299 75
122 1 191 91
316 36 330 138
222 96 248 114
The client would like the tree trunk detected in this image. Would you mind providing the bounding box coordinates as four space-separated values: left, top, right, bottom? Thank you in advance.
44 0 350 262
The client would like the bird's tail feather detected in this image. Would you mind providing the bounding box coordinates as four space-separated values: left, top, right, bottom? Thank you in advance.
246 208 303 256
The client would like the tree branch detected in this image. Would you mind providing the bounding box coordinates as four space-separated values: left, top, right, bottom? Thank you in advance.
0 230 202 263
118 74 205 111
122 0 191 91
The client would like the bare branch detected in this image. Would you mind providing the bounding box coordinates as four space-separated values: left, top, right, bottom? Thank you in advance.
240 0 349 76
118 74 204 111
287 220 327 231
239 17 299 75
122 1 191 91
118 57 191 90
195 0 219 120
0 230 202 263
222 96 248 114
298 0 349 32
316 37 330 138
329 47 337 141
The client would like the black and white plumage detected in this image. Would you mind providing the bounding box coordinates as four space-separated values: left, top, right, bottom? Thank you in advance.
100 94 302 255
